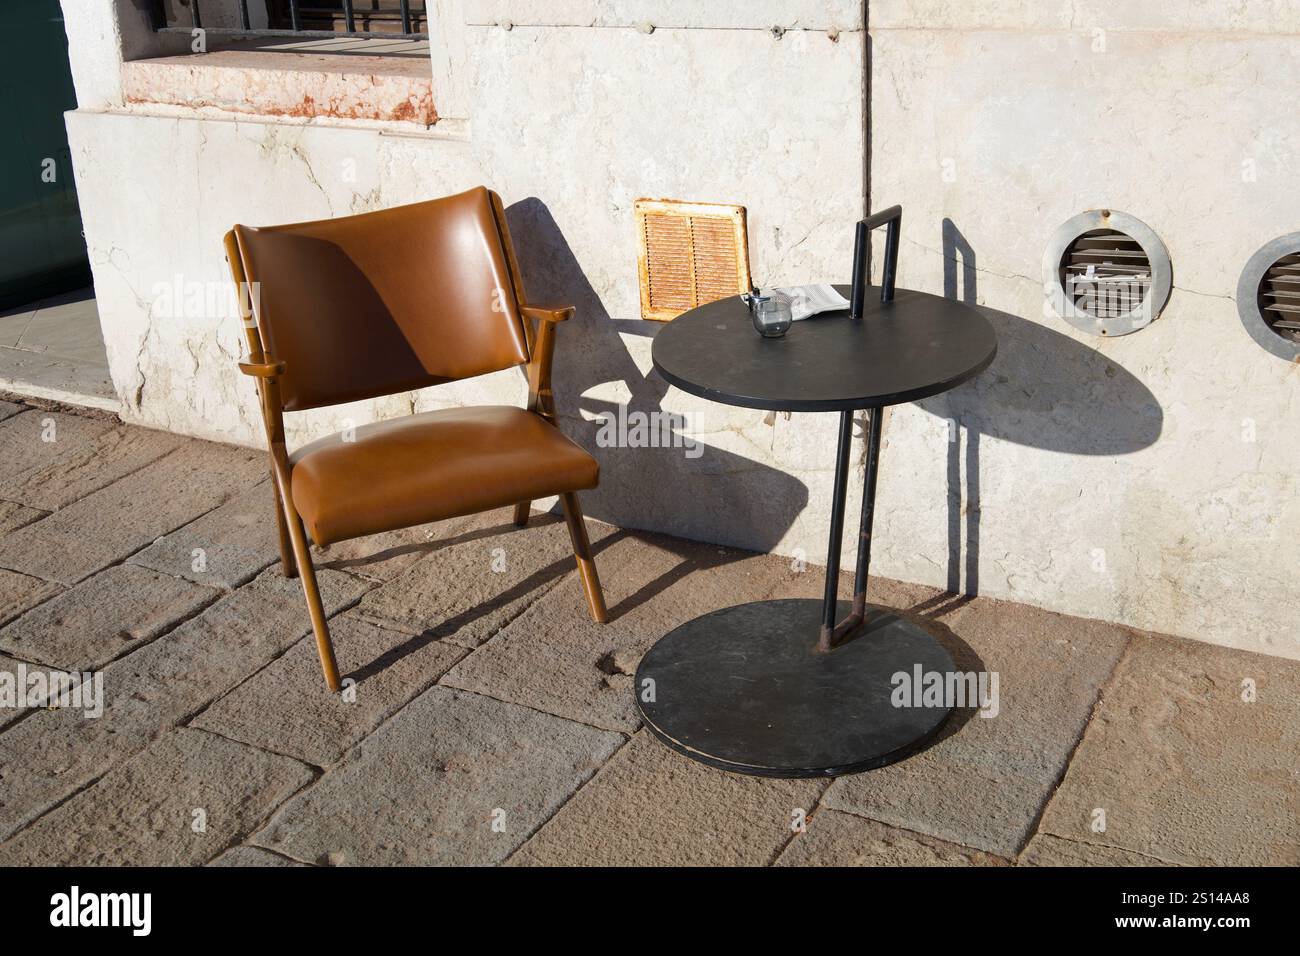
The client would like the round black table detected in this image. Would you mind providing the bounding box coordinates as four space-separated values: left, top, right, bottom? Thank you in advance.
639 284 997 777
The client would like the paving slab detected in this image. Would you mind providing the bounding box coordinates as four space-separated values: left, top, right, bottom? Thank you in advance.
822 595 1131 857
0 567 369 841
1019 832 1178 867
354 508 616 649
1036 634 1300 866
129 480 282 589
0 393 116 422
0 349 116 408
252 686 623 865
14 289 107 366
0 653 26 730
509 731 822 867
312 513 479 583
0 401 22 421
0 409 182 510
209 845 309 867
192 612 466 766
0 650 67 731
0 568 60 628
0 409 111 482
0 439 266 585
0 501 45 534
0 304 36 347
444 531 786 732
775 807 1011 867
0 564 219 670
0 728 314 866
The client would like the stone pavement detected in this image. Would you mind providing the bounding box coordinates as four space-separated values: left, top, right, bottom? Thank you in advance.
0 289 115 411
0 395 1295 866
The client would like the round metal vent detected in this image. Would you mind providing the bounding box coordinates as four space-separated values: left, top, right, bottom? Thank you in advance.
1044 210 1172 336
1236 233 1300 360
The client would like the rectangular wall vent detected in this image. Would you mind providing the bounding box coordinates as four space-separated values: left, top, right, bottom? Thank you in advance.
635 199 751 321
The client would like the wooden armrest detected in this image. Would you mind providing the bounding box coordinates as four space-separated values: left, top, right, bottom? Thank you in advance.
238 359 286 378
521 305 574 323
521 307 569 422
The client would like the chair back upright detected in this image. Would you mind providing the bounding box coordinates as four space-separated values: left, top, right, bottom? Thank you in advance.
227 186 530 412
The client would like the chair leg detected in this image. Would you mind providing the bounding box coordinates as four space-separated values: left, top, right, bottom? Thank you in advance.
278 489 342 692
271 476 298 578
560 492 607 623
513 501 531 526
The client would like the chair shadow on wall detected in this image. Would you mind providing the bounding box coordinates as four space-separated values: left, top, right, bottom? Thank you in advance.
908 219 1163 619
503 197 810 619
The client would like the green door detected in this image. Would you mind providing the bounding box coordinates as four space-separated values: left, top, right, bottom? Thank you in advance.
0 0 91 310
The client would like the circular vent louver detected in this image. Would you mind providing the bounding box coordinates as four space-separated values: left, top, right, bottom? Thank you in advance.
1044 210 1172 336
1258 252 1300 342
1063 229 1151 320
1236 234 1300 360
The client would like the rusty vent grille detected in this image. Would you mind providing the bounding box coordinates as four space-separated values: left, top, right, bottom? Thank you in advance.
1258 252 1300 342
1062 229 1152 319
635 199 751 321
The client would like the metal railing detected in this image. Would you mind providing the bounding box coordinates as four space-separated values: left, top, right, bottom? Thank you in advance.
149 1 428 40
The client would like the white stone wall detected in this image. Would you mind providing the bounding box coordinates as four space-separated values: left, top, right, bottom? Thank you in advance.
58 0 1300 658
61 0 869 582
868 1 1300 658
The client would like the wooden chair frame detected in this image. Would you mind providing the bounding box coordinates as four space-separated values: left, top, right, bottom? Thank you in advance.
223 196 606 692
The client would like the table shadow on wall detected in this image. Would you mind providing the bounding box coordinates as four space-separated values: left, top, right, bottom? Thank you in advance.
910 220 1163 614
503 197 810 587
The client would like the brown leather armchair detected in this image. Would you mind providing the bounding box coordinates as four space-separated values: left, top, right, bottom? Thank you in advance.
223 186 606 692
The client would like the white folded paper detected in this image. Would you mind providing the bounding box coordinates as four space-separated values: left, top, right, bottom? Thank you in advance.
763 284 851 321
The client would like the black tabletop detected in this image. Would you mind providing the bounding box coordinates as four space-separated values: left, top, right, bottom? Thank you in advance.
651 285 997 412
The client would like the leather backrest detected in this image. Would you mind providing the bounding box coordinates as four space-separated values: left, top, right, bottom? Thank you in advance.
232 187 529 411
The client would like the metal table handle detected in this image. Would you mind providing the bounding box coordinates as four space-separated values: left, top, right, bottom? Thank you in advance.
821 204 903 651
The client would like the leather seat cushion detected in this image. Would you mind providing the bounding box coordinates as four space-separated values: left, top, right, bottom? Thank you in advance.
289 406 598 545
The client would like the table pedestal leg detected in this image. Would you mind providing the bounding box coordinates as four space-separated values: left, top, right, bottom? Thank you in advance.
819 408 884 651
635 409 957 777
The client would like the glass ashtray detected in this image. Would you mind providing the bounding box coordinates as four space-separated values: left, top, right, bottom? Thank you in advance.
744 290 793 338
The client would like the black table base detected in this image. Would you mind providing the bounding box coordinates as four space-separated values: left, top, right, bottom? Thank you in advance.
636 598 954 777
